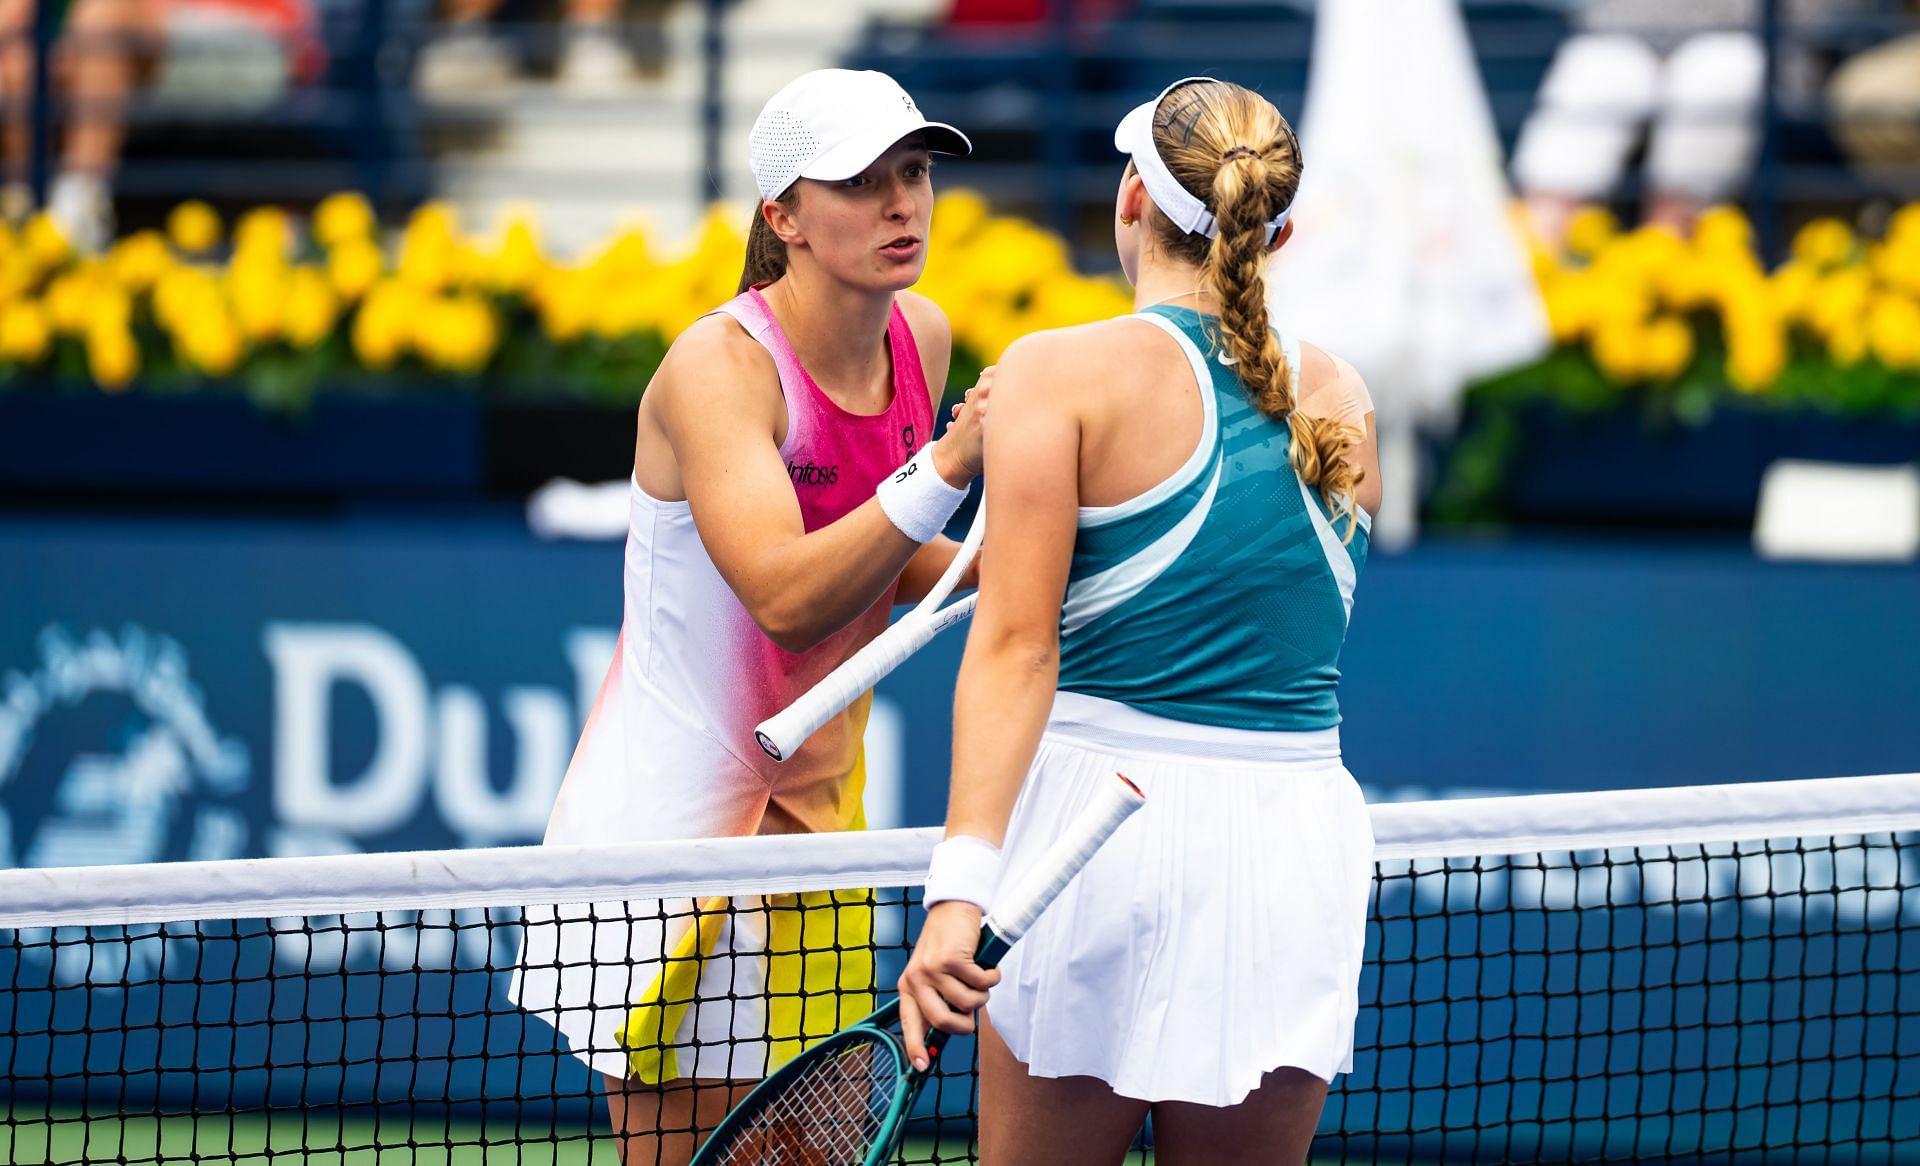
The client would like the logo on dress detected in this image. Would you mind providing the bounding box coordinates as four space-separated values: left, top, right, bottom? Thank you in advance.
902 424 917 453
787 462 841 487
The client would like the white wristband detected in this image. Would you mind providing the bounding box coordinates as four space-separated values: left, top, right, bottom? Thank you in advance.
923 834 1003 913
876 443 969 544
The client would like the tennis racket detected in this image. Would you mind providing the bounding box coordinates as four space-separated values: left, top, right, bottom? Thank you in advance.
687 771 1145 1166
755 505 986 762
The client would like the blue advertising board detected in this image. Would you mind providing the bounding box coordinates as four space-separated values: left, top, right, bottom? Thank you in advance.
4 514 1917 1155
6 516 1917 870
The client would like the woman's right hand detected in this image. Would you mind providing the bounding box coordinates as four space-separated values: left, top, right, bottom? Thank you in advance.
932 365 993 485
898 899 1001 1073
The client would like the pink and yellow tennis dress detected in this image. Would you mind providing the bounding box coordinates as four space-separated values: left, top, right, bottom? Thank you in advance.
510 286 936 1082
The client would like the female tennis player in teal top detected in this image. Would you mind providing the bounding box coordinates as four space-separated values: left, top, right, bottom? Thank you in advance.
900 76 1382 1163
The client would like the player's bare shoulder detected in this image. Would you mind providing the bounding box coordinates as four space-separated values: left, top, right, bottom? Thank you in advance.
893 289 953 353
647 312 781 416
996 316 1156 390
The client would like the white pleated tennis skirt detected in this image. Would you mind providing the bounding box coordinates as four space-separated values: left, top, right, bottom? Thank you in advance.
985 692 1375 1108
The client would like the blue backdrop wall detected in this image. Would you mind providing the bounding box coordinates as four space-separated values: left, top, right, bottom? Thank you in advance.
5 514 1918 1152
4 515 1917 870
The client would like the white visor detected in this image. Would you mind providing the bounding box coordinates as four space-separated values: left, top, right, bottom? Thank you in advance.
1113 76 1293 245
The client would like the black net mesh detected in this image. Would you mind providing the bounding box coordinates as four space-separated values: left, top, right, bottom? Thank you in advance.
2 831 1917 1164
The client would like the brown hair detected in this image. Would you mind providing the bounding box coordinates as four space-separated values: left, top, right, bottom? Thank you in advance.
738 186 800 294
1142 79 1364 536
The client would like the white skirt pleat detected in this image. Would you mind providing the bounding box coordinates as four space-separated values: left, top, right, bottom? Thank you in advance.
985 693 1375 1108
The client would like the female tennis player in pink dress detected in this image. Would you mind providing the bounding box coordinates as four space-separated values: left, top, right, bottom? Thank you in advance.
900 77 1381 1164
509 69 984 1166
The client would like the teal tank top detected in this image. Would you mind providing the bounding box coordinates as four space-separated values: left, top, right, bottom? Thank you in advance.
1054 306 1370 731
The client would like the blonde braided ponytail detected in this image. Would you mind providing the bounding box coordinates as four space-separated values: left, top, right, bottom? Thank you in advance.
1145 80 1364 538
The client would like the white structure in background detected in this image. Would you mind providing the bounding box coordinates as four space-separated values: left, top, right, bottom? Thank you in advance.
526 477 632 540
433 0 943 257
1266 0 1550 550
1753 461 1920 563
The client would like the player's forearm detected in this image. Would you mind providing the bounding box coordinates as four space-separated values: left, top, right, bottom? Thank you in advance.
745 500 926 652
946 628 1058 846
894 534 975 605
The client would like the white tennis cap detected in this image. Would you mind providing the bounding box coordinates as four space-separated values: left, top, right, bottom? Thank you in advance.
750 69 972 201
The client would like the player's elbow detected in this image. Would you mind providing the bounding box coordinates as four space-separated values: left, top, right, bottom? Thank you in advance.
978 625 1058 678
752 600 835 655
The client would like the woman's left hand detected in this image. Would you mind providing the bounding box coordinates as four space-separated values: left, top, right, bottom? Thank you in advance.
897 900 1000 1073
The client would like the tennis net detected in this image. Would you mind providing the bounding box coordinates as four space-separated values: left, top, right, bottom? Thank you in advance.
2 772 1917 1164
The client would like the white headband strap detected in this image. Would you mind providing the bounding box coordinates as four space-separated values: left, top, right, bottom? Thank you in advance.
1115 76 1293 245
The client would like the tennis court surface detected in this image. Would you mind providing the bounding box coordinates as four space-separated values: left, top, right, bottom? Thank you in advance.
4 773 1916 1164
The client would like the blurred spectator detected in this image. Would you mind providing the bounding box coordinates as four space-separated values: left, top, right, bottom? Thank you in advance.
945 0 1127 23
1511 0 1858 247
0 0 320 251
1827 4 1920 198
1 0 164 248
415 0 669 96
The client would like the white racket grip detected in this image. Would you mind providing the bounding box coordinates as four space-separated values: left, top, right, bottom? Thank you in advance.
983 773 1145 945
754 594 979 761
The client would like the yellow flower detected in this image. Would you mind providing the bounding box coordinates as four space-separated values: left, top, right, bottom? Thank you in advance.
535 269 592 345
284 266 339 349
1866 295 1920 370
0 299 51 364
415 294 498 374
1887 203 1920 251
1652 253 1713 310
314 192 376 250
1586 271 1654 328
1828 319 1868 367
1565 205 1619 258
167 201 223 253
229 257 288 342
178 308 244 377
487 215 545 295
23 212 73 270
1590 318 1646 383
1026 273 1133 333
328 238 385 302
590 226 654 281
1693 205 1753 257
45 270 98 335
1790 217 1854 270
86 284 132 332
687 205 747 270
590 285 652 341
1702 252 1768 312
0 228 34 302
235 207 292 263
108 230 173 293
1767 262 1819 323
931 189 991 249
406 201 460 244
353 279 421 368
1871 238 1920 299
1725 313 1787 392
398 228 453 292
1643 315 1694 381
1809 268 1873 339
1542 274 1592 343
154 266 224 335
85 318 138 390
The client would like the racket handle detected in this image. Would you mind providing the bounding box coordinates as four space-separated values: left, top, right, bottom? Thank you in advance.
754 594 979 761
977 773 1145 964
